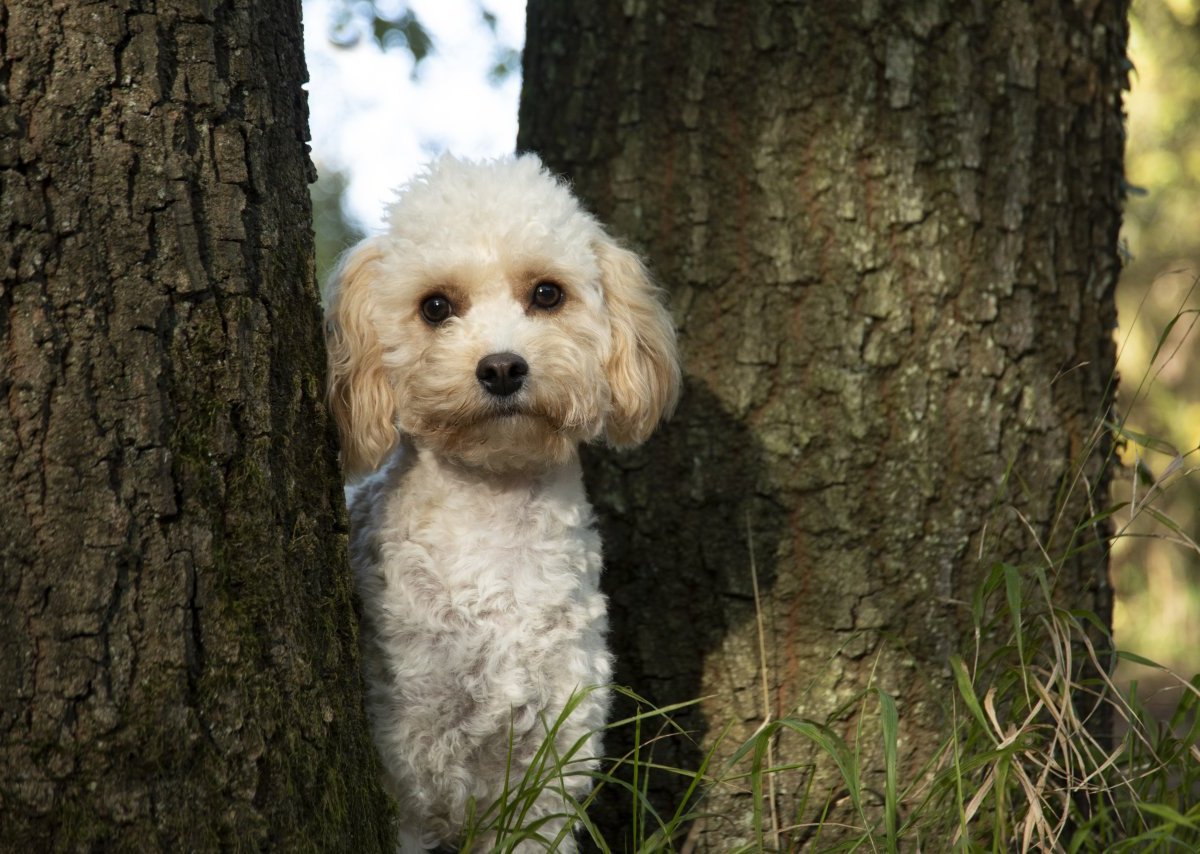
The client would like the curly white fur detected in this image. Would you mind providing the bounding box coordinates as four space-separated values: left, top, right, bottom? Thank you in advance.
324 155 680 851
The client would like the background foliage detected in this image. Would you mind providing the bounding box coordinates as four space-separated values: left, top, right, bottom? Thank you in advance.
1113 0 1200 682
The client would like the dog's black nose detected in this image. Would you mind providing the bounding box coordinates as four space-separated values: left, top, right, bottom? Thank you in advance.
476 352 528 397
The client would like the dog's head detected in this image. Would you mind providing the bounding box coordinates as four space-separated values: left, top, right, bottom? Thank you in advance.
325 154 680 476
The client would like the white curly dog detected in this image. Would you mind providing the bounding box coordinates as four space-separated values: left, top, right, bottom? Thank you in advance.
324 154 680 851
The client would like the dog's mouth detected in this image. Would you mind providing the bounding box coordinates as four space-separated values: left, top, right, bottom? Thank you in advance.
476 400 582 440
485 397 525 418
407 382 597 446
440 396 545 431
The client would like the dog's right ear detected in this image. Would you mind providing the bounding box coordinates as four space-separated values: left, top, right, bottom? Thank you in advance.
325 237 398 477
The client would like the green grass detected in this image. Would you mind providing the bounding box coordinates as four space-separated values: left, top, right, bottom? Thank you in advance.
458 562 1198 851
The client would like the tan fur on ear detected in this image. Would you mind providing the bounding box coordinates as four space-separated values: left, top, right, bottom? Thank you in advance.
324 237 399 476
595 239 681 446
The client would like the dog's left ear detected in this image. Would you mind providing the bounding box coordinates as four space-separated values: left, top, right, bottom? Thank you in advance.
596 238 681 446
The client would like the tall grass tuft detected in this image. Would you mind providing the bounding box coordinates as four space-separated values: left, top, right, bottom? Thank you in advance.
463 556 1197 850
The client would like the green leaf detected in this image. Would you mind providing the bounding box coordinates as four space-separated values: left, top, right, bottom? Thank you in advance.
1135 801 1200 830
950 655 994 741
1115 649 1165 669
877 689 900 854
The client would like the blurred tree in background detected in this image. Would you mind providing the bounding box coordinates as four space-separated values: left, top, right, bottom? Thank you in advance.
1114 0 1200 679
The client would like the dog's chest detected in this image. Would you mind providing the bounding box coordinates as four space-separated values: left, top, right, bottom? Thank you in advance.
349 451 613 812
368 457 604 625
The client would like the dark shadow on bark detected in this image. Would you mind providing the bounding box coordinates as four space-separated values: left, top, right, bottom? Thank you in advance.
583 377 786 844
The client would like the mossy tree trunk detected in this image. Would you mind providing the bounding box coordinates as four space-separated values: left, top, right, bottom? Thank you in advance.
520 0 1126 847
0 1 392 849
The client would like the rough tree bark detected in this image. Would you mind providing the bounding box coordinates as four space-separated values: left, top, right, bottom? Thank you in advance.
1 1 391 849
521 0 1126 847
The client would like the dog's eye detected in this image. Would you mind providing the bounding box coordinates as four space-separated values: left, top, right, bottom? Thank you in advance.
420 295 453 324
531 281 563 310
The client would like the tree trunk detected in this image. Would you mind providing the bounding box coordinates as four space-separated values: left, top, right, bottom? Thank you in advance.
1 1 392 849
520 0 1125 847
